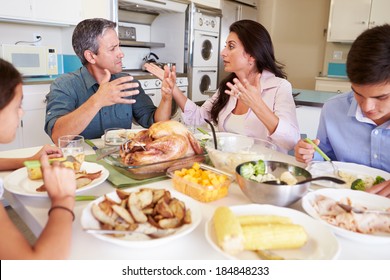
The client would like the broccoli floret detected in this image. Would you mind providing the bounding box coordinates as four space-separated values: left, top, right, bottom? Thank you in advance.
373 176 385 185
351 179 365 191
240 163 255 179
254 160 266 176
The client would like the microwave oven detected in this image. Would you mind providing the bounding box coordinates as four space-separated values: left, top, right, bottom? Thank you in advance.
0 44 58 76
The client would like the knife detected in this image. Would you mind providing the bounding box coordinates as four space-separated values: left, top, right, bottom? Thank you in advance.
95 146 120 161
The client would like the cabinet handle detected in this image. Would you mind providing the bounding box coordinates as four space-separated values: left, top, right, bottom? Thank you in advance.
337 90 341 93
361 21 366 24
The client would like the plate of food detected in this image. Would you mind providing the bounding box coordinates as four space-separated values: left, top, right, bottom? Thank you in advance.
306 161 390 190
302 188 390 243
3 162 109 197
81 186 202 248
205 204 339 260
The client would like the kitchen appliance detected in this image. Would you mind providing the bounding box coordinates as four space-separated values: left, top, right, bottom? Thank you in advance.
186 3 221 103
0 44 58 77
218 0 259 83
123 70 188 127
118 26 136 40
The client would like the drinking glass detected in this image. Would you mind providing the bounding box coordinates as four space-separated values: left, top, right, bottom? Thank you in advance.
104 128 128 146
58 135 85 169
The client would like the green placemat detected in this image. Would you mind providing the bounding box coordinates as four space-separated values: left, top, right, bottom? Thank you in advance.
85 154 169 188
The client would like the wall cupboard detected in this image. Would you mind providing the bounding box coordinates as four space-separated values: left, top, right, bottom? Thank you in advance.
327 0 390 42
0 0 111 26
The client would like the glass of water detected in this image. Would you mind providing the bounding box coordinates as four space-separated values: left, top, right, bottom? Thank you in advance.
58 135 85 169
104 128 128 146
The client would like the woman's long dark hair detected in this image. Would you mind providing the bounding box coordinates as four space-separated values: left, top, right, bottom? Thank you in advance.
0 58 22 110
210 20 286 124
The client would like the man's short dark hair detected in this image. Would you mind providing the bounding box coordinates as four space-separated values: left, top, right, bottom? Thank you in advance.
347 24 390 85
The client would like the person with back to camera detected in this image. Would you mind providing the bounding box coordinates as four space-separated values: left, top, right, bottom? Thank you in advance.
294 24 390 198
45 18 173 144
0 58 77 259
145 20 300 153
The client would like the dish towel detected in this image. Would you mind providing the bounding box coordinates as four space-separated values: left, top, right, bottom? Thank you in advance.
85 154 169 188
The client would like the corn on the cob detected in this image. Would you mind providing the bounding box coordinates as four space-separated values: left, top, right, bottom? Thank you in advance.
242 224 307 250
238 215 292 226
213 207 244 254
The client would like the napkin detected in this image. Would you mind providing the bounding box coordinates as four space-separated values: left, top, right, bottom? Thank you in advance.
85 154 169 188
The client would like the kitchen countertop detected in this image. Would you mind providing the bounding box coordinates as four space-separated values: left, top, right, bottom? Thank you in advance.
293 88 339 107
22 71 187 85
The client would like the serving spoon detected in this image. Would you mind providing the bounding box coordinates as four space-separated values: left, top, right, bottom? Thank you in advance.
265 176 346 185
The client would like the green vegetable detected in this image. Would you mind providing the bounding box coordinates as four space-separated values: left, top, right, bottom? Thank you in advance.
240 163 256 178
304 138 331 161
254 160 266 175
373 176 385 185
197 127 210 135
240 160 266 179
351 179 365 191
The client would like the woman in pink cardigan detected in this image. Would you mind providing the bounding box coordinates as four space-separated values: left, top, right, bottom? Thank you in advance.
146 20 299 153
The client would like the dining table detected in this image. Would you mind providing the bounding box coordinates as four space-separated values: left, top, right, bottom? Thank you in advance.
1 139 389 260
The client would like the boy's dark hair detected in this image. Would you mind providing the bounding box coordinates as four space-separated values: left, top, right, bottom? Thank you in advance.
347 24 390 85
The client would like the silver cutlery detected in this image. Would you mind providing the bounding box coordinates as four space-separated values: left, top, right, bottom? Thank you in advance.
84 228 176 238
337 202 390 215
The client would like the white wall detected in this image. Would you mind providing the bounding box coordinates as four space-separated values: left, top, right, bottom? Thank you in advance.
0 22 65 52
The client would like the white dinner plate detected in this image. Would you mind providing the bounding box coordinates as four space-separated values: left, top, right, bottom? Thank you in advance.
302 188 390 243
100 128 144 145
205 204 339 260
307 161 390 190
3 162 109 197
81 186 202 248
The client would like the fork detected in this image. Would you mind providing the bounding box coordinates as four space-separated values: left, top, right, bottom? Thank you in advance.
337 203 390 216
84 228 176 238
305 138 340 177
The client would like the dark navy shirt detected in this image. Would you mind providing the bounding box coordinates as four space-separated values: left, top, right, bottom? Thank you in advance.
45 66 156 140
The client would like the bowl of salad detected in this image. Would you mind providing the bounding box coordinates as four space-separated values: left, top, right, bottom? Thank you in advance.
235 160 312 206
204 134 277 175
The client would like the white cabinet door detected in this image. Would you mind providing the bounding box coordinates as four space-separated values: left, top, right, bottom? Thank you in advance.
369 0 390 28
81 0 112 20
33 0 82 25
315 79 351 93
0 0 32 21
296 106 322 140
21 85 53 148
327 0 371 42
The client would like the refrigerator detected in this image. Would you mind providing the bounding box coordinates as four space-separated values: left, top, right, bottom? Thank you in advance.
218 0 259 83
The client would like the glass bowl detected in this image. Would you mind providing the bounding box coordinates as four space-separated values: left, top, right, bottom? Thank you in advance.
205 134 277 175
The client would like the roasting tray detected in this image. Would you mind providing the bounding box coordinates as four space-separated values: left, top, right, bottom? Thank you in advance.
103 151 207 180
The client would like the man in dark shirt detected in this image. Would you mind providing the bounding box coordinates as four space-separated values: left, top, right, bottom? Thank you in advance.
45 18 172 143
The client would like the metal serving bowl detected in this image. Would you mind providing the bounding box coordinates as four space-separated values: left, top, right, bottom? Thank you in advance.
235 160 312 207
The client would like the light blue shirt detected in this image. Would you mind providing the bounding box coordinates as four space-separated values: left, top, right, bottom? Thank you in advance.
315 92 390 172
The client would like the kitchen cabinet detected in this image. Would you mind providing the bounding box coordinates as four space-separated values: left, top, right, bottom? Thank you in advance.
0 84 53 152
327 0 390 42
296 106 322 140
0 0 82 26
81 0 112 20
315 77 351 93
